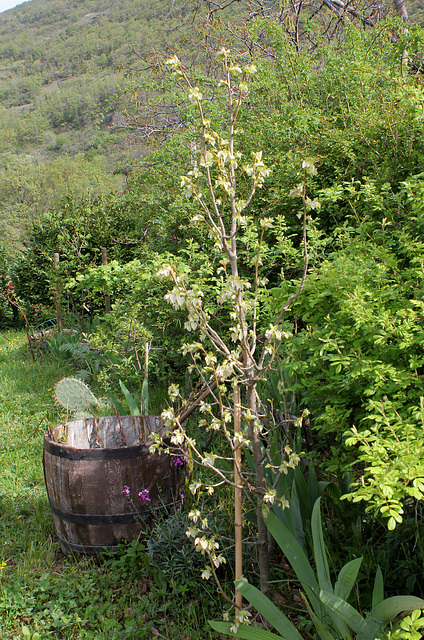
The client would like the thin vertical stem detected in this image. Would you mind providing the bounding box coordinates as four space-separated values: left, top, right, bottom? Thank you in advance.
234 382 243 612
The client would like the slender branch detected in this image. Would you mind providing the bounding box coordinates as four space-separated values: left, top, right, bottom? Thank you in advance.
259 168 310 370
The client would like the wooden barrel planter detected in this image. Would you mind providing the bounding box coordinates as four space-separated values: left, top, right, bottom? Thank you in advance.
43 415 184 555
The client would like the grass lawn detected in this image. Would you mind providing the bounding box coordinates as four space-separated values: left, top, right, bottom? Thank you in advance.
0 331 222 640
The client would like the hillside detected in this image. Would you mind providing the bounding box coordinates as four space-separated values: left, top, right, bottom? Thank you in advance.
2 0 420 163
0 0 216 250
0 0 195 160
0 0 422 252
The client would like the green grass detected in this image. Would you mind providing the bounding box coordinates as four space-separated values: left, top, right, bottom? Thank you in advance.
0 331 222 640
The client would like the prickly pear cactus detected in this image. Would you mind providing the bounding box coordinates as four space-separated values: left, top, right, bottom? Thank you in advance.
54 377 99 413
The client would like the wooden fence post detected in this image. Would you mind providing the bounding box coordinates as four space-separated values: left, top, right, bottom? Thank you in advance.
101 247 111 314
53 252 63 332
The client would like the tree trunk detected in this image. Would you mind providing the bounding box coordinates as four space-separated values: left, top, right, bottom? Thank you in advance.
234 384 243 612
393 0 408 21
247 384 271 596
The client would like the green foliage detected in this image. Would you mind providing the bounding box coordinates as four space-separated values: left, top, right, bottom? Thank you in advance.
211 498 424 640
2 10 424 636
0 244 17 328
344 398 424 529
233 21 424 245
12 190 153 324
265 456 330 556
102 509 226 601
109 379 148 416
0 153 124 254
379 609 424 640
285 234 424 435
0 0 218 257
276 169 424 524
146 509 230 595
0 332 224 639
46 330 77 361
72 253 205 386
211 579 304 640
46 329 108 380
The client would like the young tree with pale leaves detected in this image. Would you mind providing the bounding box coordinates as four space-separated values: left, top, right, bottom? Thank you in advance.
151 48 317 622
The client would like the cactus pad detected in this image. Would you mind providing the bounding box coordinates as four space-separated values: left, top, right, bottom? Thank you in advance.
54 377 99 413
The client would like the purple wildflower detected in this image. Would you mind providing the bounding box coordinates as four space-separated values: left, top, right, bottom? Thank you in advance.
174 457 184 467
139 489 151 502
122 486 131 495
180 492 185 502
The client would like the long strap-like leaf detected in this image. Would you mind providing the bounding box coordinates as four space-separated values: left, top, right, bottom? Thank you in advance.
320 590 373 637
235 580 304 640
371 566 384 609
371 595 424 627
311 498 332 593
334 557 363 601
119 380 141 415
264 510 322 615
312 500 353 640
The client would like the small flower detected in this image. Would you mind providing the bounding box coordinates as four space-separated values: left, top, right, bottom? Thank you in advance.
180 492 185 502
279 498 290 510
188 86 203 103
189 480 202 495
202 453 216 467
189 509 201 523
122 486 130 495
263 488 277 505
168 383 180 400
174 456 185 467
138 489 151 502
237 609 252 624
244 64 257 76
170 430 185 446
165 54 181 69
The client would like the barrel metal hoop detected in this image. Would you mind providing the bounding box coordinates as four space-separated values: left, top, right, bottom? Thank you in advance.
49 502 150 525
57 534 120 554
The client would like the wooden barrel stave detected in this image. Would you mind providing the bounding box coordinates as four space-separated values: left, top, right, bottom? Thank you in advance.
43 416 180 554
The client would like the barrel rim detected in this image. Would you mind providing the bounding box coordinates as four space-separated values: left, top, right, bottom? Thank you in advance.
43 432 154 460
